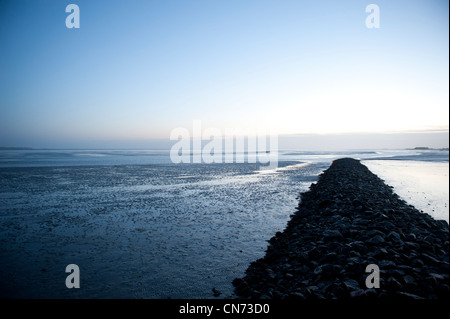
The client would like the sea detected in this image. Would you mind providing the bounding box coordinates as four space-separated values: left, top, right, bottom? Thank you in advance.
0 149 448 298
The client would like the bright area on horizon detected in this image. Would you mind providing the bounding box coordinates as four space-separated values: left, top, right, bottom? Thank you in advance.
0 0 448 149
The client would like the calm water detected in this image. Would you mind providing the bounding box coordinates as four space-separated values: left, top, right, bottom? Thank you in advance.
0 149 448 298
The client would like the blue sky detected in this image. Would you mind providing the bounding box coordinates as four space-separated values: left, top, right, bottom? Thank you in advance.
0 0 448 148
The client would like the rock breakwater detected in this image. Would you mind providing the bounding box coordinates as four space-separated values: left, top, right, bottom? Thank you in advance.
233 158 449 299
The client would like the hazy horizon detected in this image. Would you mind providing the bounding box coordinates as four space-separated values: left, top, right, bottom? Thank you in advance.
1 130 448 151
1 0 449 149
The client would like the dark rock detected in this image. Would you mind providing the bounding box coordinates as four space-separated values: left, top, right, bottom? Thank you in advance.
366 230 385 238
328 283 347 299
212 288 222 297
232 278 250 295
343 279 360 291
421 253 441 264
386 276 402 289
388 269 406 277
350 289 367 298
266 268 276 280
296 265 310 275
373 248 388 259
365 288 378 297
405 241 420 249
412 258 424 267
297 252 309 263
428 273 447 283
321 252 338 263
308 247 321 260
435 283 449 295
314 265 323 275
351 242 369 254
379 260 396 268
287 292 305 299
394 292 425 300
352 199 363 207
320 264 341 278
323 229 343 240
403 275 415 284
366 235 385 245
387 231 401 241
319 199 333 209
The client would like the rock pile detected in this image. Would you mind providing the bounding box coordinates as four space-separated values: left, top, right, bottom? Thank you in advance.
233 158 449 299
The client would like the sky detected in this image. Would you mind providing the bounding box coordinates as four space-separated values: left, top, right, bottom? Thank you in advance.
0 0 448 149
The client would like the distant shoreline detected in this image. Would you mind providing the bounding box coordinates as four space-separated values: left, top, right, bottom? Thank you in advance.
0 147 33 150
406 147 449 151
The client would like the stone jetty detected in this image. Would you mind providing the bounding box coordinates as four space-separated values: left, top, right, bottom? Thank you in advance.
233 158 449 299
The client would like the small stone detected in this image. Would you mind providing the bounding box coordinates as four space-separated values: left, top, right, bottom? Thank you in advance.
283 263 292 270
212 287 222 297
287 292 305 299
405 241 420 249
366 229 385 237
365 289 378 297
319 199 332 209
314 265 323 275
421 253 441 264
403 275 415 284
297 265 310 275
373 248 388 259
435 283 450 295
395 292 424 300
412 259 424 267
343 279 360 291
352 242 368 253
321 252 338 263
329 284 347 299
428 273 446 283
352 199 362 206
386 276 402 289
232 278 250 296
308 247 321 260
297 252 309 263
379 260 396 268
389 269 406 277
387 231 401 240
350 289 366 298
366 235 385 245
323 230 343 240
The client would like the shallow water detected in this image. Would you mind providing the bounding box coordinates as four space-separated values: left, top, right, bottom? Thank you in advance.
0 161 326 298
363 160 449 222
